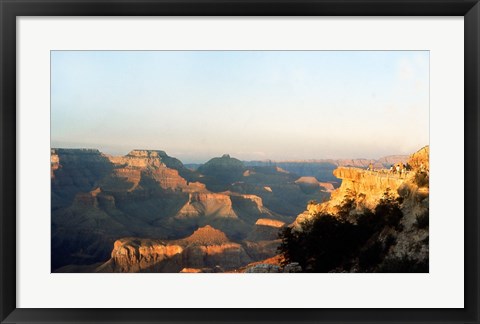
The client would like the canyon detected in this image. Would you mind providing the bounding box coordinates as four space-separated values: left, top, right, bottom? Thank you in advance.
51 147 426 273
52 149 320 271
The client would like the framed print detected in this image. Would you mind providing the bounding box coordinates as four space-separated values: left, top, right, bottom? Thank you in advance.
1 0 479 323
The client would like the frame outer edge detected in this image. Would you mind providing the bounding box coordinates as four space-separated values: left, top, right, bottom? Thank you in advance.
1 1 17 323
1 0 480 323
465 2 480 323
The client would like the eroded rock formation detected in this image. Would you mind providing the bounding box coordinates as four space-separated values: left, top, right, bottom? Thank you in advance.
51 149 296 271
295 167 406 226
290 146 429 272
175 193 238 219
51 147 421 273
92 226 253 272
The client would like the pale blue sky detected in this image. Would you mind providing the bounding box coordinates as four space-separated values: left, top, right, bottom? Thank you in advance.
51 51 429 163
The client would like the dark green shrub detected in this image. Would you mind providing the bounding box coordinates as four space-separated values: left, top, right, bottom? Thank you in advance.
414 171 429 187
278 214 363 272
385 234 397 249
357 209 382 233
375 190 403 229
378 255 429 273
278 226 307 268
278 189 409 273
415 211 429 229
359 241 383 271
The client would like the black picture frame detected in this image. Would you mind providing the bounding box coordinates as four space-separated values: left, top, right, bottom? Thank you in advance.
1 1 478 323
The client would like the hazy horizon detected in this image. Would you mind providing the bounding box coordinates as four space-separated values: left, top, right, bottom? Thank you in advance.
51 51 429 163
50 144 425 164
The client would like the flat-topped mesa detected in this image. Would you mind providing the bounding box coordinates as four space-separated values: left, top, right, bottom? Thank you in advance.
105 150 189 190
108 150 167 169
128 149 168 158
255 218 285 228
295 176 336 194
295 176 320 184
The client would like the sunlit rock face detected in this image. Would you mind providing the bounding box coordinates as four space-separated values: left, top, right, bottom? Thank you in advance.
389 146 429 262
294 167 405 227
407 146 429 171
51 148 297 272
50 149 60 178
331 167 405 207
55 148 417 272
294 146 430 227
102 238 184 272
108 150 166 168
175 193 238 219
255 218 285 228
177 225 269 270
95 226 253 273
51 149 194 270
55 224 284 273
106 150 189 190
290 147 429 271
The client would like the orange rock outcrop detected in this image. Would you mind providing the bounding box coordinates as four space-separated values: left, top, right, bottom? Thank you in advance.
175 193 238 219
97 226 253 272
294 146 429 229
255 218 285 228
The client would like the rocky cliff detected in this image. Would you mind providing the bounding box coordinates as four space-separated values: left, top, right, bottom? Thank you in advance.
51 149 300 271
51 147 419 273
295 167 405 226
244 155 408 183
290 146 429 272
175 193 238 219
105 150 189 191
51 148 114 209
407 146 429 170
50 149 60 178
88 226 254 273
246 218 285 241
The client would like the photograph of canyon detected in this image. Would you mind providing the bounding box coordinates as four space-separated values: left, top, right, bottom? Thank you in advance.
51 51 429 273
